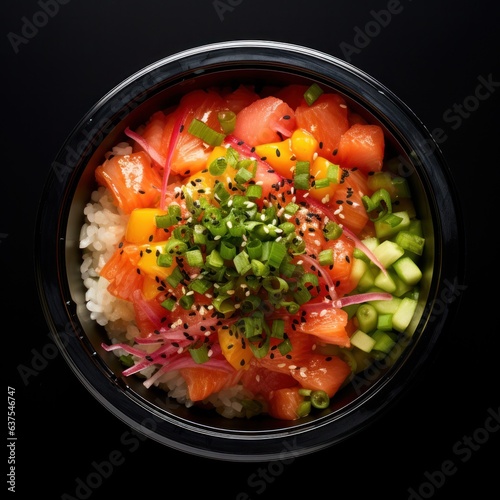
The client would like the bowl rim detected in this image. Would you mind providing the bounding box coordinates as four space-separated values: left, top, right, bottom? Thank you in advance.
35 40 466 461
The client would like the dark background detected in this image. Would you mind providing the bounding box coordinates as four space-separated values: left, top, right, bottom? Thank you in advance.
3 0 499 498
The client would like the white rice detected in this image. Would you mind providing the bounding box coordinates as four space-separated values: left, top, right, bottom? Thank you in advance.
79 161 254 418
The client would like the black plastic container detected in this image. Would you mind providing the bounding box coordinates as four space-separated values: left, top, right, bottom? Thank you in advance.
35 40 465 461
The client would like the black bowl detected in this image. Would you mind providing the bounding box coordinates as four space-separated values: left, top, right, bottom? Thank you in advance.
35 40 465 461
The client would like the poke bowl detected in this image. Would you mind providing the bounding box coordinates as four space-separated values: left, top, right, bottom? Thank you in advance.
35 40 464 461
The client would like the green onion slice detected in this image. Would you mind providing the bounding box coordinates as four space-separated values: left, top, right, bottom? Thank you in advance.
189 342 210 364
187 118 225 146
303 83 324 106
217 110 236 134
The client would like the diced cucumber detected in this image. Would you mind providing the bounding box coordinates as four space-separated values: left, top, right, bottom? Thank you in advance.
357 265 377 292
371 330 396 353
391 176 411 199
394 231 425 256
407 219 423 237
355 304 378 333
350 257 368 286
373 240 405 268
390 270 414 297
393 256 423 285
350 329 376 353
370 294 402 314
366 171 394 193
377 313 393 331
373 269 397 293
392 297 418 332
361 236 380 253
374 210 411 239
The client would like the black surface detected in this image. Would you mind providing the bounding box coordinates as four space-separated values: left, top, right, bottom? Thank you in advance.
3 0 499 498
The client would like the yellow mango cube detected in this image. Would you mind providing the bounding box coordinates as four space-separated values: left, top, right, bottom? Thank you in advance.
290 128 319 163
125 208 167 244
309 156 341 202
137 240 174 281
254 138 296 178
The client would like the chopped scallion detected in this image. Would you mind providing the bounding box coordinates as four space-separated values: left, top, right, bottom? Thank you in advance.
294 161 311 190
187 118 225 146
318 248 334 266
303 83 324 106
189 342 210 363
217 110 236 134
209 156 228 176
